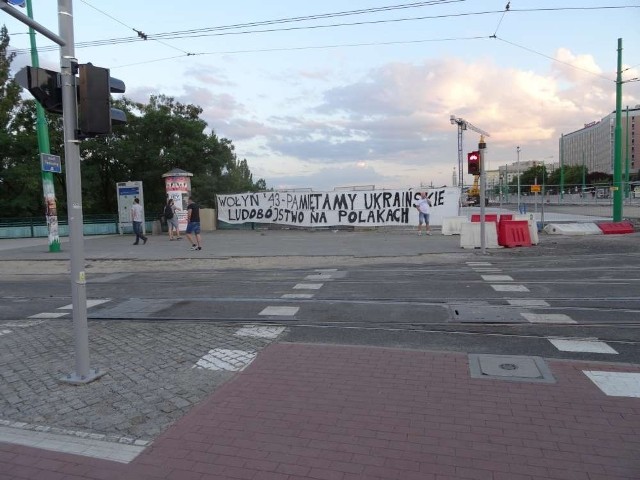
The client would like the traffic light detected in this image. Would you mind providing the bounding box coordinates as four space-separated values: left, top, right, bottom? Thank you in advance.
78 63 126 137
467 151 480 175
14 66 63 114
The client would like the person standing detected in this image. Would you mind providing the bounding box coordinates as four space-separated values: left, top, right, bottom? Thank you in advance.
414 191 432 236
164 198 181 241
131 197 148 245
185 195 202 250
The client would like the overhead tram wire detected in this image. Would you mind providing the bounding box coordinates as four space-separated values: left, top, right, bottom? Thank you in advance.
79 0 194 56
111 35 489 70
9 4 638 56
493 36 616 83
9 0 464 54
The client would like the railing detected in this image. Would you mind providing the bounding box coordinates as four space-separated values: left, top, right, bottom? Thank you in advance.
0 214 155 239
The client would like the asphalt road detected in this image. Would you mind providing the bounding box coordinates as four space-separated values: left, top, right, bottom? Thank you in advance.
2 230 639 365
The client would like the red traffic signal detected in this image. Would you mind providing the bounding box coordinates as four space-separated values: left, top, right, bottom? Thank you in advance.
467 151 480 175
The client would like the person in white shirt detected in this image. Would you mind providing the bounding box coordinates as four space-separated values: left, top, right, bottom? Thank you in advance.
130 198 148 245
414 192 432 236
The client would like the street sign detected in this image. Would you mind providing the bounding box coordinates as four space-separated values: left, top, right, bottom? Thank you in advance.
531 185 541 193
40 153 61 173
7 0 26 6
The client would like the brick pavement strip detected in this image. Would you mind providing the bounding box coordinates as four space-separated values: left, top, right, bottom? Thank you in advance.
1 343 639 479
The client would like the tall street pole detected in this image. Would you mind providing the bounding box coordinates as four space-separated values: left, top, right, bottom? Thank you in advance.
26 0 60 252
625 106 629 199
613 38 623 221
516 146 521 213
479 135 487 255
560 134 565 201
58 0 104 384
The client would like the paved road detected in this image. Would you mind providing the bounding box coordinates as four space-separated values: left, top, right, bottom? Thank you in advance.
1 228 639 479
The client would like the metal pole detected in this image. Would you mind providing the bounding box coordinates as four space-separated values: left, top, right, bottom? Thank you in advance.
613 38 623 221
26 0 61 253
457 123 464 214
560 134 565 201
516 146 521 213
58 0 104 384
625 106 629 200
479 136 487 254
0 2 66 45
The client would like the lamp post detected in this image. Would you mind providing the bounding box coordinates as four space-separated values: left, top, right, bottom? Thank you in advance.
516 146 521 213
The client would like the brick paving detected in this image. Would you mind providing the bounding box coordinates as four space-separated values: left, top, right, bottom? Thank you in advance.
1 342 639 479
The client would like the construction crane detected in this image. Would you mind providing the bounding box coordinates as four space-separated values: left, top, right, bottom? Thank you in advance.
449 115 490 206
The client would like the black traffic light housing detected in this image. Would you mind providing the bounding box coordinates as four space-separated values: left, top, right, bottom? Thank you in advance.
14 66 63 114
467 151 480 175
14 63 126 138
78 63 126 137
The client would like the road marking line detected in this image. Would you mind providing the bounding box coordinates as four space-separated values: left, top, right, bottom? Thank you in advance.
235 325 286 339
482 275 513 282
0 329 12 336
473 268 502 272
281 293 314 299
58 299 111 310
583 371 640 398
467 262 492 266
491 285 529 292
548 338 618 354
193 348 256 371
305 274 332 280
293 283 323 290
315 269 338 272
521 313 576 324
259 306 299 316
28 312 68 319
508 299 550 307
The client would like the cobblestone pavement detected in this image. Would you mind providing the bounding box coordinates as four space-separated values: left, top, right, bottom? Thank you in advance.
0 319 281 444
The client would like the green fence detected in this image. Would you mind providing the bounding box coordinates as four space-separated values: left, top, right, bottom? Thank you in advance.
0 215 152 239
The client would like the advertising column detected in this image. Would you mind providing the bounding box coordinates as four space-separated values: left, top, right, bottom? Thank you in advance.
162 168 193 232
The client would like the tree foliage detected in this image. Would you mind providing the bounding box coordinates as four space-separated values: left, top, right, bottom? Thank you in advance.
1 30 265 218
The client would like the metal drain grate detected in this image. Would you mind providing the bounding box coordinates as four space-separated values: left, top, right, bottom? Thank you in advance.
468 354 556 383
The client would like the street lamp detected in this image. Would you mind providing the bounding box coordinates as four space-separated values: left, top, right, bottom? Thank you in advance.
516 146 521 212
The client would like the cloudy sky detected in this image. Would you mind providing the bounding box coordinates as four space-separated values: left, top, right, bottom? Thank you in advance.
4 0 640 190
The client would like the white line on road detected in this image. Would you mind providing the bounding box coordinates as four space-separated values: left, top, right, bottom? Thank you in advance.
548 338 618 354
521 313 576 324
281 293 314 299
293 283 323 290
491 285 530 292
58 299 111 310
482 275 514 282
259 306 299 316
507 299 550 307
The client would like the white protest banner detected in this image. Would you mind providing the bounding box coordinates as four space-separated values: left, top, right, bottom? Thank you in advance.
216 188 460 227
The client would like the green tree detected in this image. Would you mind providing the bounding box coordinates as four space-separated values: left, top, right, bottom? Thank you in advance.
0 26 42 217
2 42 266 218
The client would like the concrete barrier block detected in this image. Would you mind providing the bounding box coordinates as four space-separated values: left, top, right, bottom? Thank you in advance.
543 223 602 235
460 221 501 249
442 216 468 235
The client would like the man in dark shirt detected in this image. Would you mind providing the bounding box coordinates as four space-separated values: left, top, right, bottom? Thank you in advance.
185 195 202 251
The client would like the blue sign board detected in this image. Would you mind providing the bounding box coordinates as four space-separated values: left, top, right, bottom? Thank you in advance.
118 187 140 196
40 153 61 173
7 0 26 6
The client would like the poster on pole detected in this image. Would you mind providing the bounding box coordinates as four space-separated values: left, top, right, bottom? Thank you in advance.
216 187 460 227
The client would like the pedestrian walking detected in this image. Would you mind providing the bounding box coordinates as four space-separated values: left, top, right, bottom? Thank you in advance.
164 199 181 241
131 197 148 245
414 191 432 236
185 195 202 250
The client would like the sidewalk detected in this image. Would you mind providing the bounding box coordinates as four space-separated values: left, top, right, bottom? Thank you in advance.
1 343 639 480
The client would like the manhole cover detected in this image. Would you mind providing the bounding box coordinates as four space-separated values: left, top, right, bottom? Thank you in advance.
468 354 555 383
